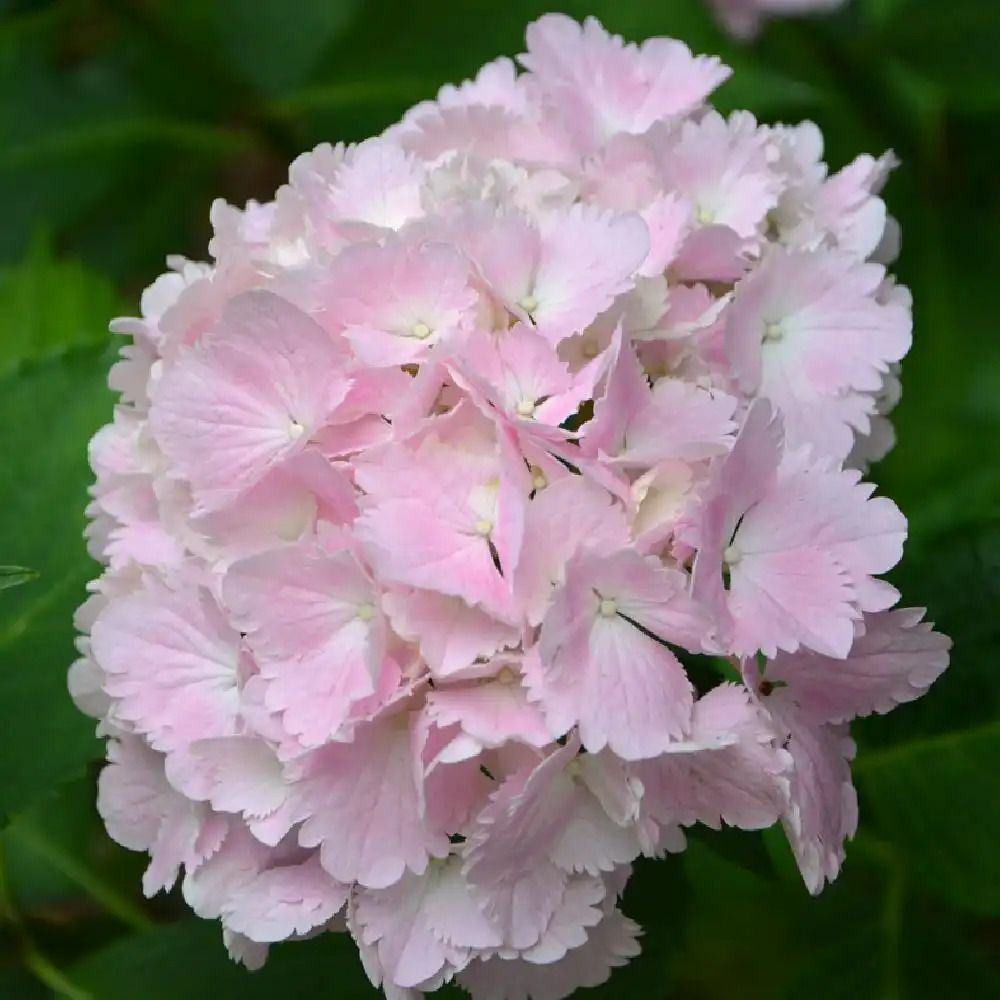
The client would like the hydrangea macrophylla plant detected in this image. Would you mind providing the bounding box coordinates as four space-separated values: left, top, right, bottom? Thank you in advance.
709 0 849 40
73 13 950 999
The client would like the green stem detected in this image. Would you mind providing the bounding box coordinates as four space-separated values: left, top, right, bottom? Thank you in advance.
12 822 154 932
853 835 905 1000
0 841 94 1000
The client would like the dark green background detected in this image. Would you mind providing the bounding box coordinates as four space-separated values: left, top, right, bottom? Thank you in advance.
1 0 998 996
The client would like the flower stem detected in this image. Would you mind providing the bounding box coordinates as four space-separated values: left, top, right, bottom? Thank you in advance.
0 841 94 1000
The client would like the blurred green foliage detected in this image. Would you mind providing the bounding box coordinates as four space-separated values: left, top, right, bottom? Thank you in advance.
0 0 998 996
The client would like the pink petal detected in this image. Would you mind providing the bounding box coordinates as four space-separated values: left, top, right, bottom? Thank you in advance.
164 737 296 846
764 607 951 724
535 551 701 758
521 14 729 153
222 854 349 942
295 715 450 888
515 476 631 627
383 588 519 678
151 290 352 512
320 238 476 366
353 867 468 989
457 905 641 1000
91 586 242 752
615 377 738 466
426 669 552 750
223 541 382 746
637 684 791 830
521 875 605 964
533 205 650 341
730 544 857 658
327 138 426 230
97 736 226 896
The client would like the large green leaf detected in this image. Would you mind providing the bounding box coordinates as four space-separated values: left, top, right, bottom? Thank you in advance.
72 920 378 1000
0 247 118 823
215 0 360 97
684 825 780 885
0 345 113 825
859 726 1000 916
673 839 798 996
866 521 1000 748
588 854 690 997
0 20 139 266
876 170 1000 532
851 521 1000 915
0 10 259 283
0 236 118 377
781 843 998 999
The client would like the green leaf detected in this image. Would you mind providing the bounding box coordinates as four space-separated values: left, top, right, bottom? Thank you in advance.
215 0 361 97
0 567 38 591
0 236 119 377
684 825 780 885
876 173 1000 529
619 854 691 935
0 247 121 824
0 964 49 1000
673 839 798 996
0 23 141 266
0 117 251 172
72 920 379 1000
852 521 1000 915
781 845 998 999
0 344 113 826
858 723 1000 916
2 777 150 930
671 836 997 1000
882 0 1000 111
570 854 691 998
862 521 1000 750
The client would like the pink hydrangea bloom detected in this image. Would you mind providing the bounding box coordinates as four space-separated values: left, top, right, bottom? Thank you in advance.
709 0 849 41
76 13 947 999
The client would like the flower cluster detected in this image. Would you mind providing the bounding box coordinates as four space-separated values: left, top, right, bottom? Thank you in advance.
709 0 849 40
72 14 949 1000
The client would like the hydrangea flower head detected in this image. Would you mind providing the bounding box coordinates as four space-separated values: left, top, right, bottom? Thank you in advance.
709 0 849 40
74 14 949 999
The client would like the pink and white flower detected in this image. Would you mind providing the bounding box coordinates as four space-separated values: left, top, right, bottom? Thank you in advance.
709 0 849 41
76 13 945 999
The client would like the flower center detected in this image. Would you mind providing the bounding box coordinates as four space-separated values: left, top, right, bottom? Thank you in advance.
411 321 432 340
762 321 785 344
723 544 742 566
598 597 619 618
495 666 517 685
518 293 539 314
516 398 536 417
474 518 494 537
356 601 376 622
288 419 305 440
